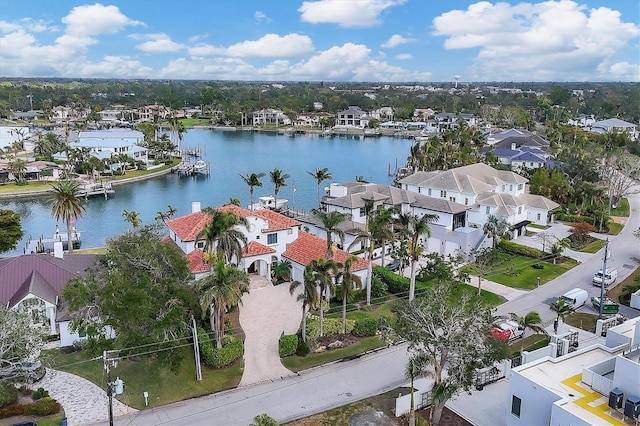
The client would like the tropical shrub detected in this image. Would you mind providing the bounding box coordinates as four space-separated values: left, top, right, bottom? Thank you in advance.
279 334 298 357
556 213 595 225
23 397 61 416
296 338 310 357
498 240 544 259
32 387 49 400
198 328 244 368
370 276 388 298
305 318 355 340
352 318 378 337
373 266 410 295
0 381 17 408
0 404 23 418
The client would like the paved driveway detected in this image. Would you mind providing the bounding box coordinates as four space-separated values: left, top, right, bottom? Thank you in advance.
238 275 303 386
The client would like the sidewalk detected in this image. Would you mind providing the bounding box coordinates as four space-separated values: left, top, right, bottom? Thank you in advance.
470 276 529 302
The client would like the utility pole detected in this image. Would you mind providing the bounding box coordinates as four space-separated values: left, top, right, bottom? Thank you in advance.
599 239 609 320
103 350 114 426
192 316 202 381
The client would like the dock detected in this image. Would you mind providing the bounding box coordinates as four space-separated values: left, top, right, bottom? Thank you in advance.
24 229 81 254
172 160 211 176
78 181 115 199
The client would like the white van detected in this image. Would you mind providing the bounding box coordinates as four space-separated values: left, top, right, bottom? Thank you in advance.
593 267 618 287
561 288 588 309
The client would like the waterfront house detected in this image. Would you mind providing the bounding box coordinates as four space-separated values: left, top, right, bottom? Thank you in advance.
486 128 551 151
0 253 98 347
252 108 291 126
164 202 368 285
336 106 370 128
293 112 333 128
137 104 171 122
490 146 549 171
398 163 559 237
434 112 477 132
53 128 148 165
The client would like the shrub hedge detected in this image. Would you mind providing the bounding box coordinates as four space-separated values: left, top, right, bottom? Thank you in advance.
373 266 410 295
198 328 244 368
296 338 310 356
0 381 17 408
498 240 544 259
305 317 354 339
0 397 61 419
352 318 378 337
279 334 298 357
556 213 595 225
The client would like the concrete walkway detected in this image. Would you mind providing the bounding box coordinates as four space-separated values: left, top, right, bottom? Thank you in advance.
238 275 303 386
35 368 136 426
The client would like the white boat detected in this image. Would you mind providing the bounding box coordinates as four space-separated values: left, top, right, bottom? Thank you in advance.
249 196 288 210
192 160 208 173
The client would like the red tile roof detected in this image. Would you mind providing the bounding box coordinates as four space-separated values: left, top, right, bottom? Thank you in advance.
186 249 210 274
282 231 368 271
252 209 301 232
242 241 275 257
165 211 210 242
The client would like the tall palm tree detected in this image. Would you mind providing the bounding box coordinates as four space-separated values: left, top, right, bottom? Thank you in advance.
406 357 420 426
49 181 85 253
511 311 547 353
348 199 375 305
8 158 26 183
397 212 439 301
196 209 249 265
122 209 141 231
195 259 250 348
289 268 319 342
311 209 350 259
269 168 290 209
370 206 397 268
239 172 265 211
307 258 339 337
549 299 574 334
483 214 509 248
336 256 362 334
307 167 332 207
155 205 177 224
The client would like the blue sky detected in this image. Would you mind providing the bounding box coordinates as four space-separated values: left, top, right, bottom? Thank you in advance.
0 0 638 82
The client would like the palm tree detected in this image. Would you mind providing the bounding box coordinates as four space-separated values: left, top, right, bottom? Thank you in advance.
370 206 397 268
348 199 375 305
397 212 439 301
8 158 26 183
289 268 319 342
549 299 574 334
122 209 141 231
155 205 177 224
271 259 292 284
239 172 265 211
195 259 250 348
406 358 420 426
510 311 547 353
336 256 362 333
49 181 85 253
311 209 350 259
483 214 509 248
307 258 339 337
196 209 249 265
269 168 290 209
307 167 332 207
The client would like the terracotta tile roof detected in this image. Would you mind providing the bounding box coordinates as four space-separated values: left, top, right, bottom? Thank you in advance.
219 204 301 232
165 211 210 242
282 231 368 271
186 249 210 274
242 241 275 257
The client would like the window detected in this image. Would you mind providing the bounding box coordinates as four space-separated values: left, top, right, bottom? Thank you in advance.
449 196 456 202
267 233 277 244
427 188 432 196
537 213 541 220
511 395 522 418
196 241 204 249
518 184 523 190
509 185 513 191
359 208 366 217
518 206 522 214
464 198 469 205
418 187 421 193
485 206 490 214
440 190 447 198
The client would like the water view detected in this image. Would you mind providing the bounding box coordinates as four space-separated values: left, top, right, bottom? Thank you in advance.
1 129 412 256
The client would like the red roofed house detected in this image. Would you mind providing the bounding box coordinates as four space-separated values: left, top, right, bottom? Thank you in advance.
164 201 368 287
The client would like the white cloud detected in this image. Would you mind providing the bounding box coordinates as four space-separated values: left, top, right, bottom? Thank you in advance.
69 56 154 78
0 21 23 33
255 11 272 23
381 34 415 48
135 33 184 53
395 53 412 60
299 0 407 28
605 61 640 81
62 4 143 36
432 0 640 81
188 43 227 57
227 34 314 58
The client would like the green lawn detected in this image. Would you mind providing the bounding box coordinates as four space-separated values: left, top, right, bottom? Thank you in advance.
565 313 598 332
465 254 579 290
281 336 386 372
178 118 212 127
509 334 550 356
606 222 624 236
0 180 53 193
610 198 630 217
44 347 242 410
579 239 607 253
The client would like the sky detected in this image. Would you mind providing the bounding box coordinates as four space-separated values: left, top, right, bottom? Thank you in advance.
0 0 638 82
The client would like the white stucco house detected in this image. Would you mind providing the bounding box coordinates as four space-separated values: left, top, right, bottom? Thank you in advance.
336 106 370 128
53 128 148 164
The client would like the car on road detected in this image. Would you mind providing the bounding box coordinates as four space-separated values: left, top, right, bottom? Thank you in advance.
0 361 46 384
489 320 524 342
385 260 401 272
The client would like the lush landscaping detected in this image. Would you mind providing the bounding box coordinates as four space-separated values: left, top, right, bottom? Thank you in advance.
577 238 607 253
177 118 212 127
606 222 624 236
610 198 630 217
281 336 385 372
44 347 242 410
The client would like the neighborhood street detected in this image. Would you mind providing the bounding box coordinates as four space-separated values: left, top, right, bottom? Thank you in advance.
100 190 639 426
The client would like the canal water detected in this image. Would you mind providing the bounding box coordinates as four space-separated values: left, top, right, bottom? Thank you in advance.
1 129 412 256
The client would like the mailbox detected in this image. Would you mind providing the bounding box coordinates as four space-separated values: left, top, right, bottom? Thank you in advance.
624 395 640 419
609 388 624 409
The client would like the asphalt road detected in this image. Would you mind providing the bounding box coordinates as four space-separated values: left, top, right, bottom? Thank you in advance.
105 188 640 426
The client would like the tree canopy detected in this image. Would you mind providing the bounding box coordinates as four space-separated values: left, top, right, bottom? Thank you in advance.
0 307 46 372
0 209 24 253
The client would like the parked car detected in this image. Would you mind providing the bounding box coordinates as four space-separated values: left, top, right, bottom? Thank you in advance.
0 361 46 384
385 259 401 272
489 320 524 342
592 267 618 287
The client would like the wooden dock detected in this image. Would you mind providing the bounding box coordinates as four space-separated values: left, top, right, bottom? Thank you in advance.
172 160 211 176
24 230 81 254
78 181 115 199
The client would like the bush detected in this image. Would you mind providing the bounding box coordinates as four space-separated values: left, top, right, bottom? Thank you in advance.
32 387 49 400
305 318 354 340
0 381 18 408
296 338 310 357
352 318 378 337
556 212 595 225
532 263 545 270
0 404 23 418
370 276 388 298
498 240 544 259
373 266 410 295
23 397 61 416
198 328 244 368
279 334 298 358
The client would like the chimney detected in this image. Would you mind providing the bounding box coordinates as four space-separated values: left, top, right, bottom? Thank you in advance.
511 142 516 150
191 201 201 213
53 241 64 259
